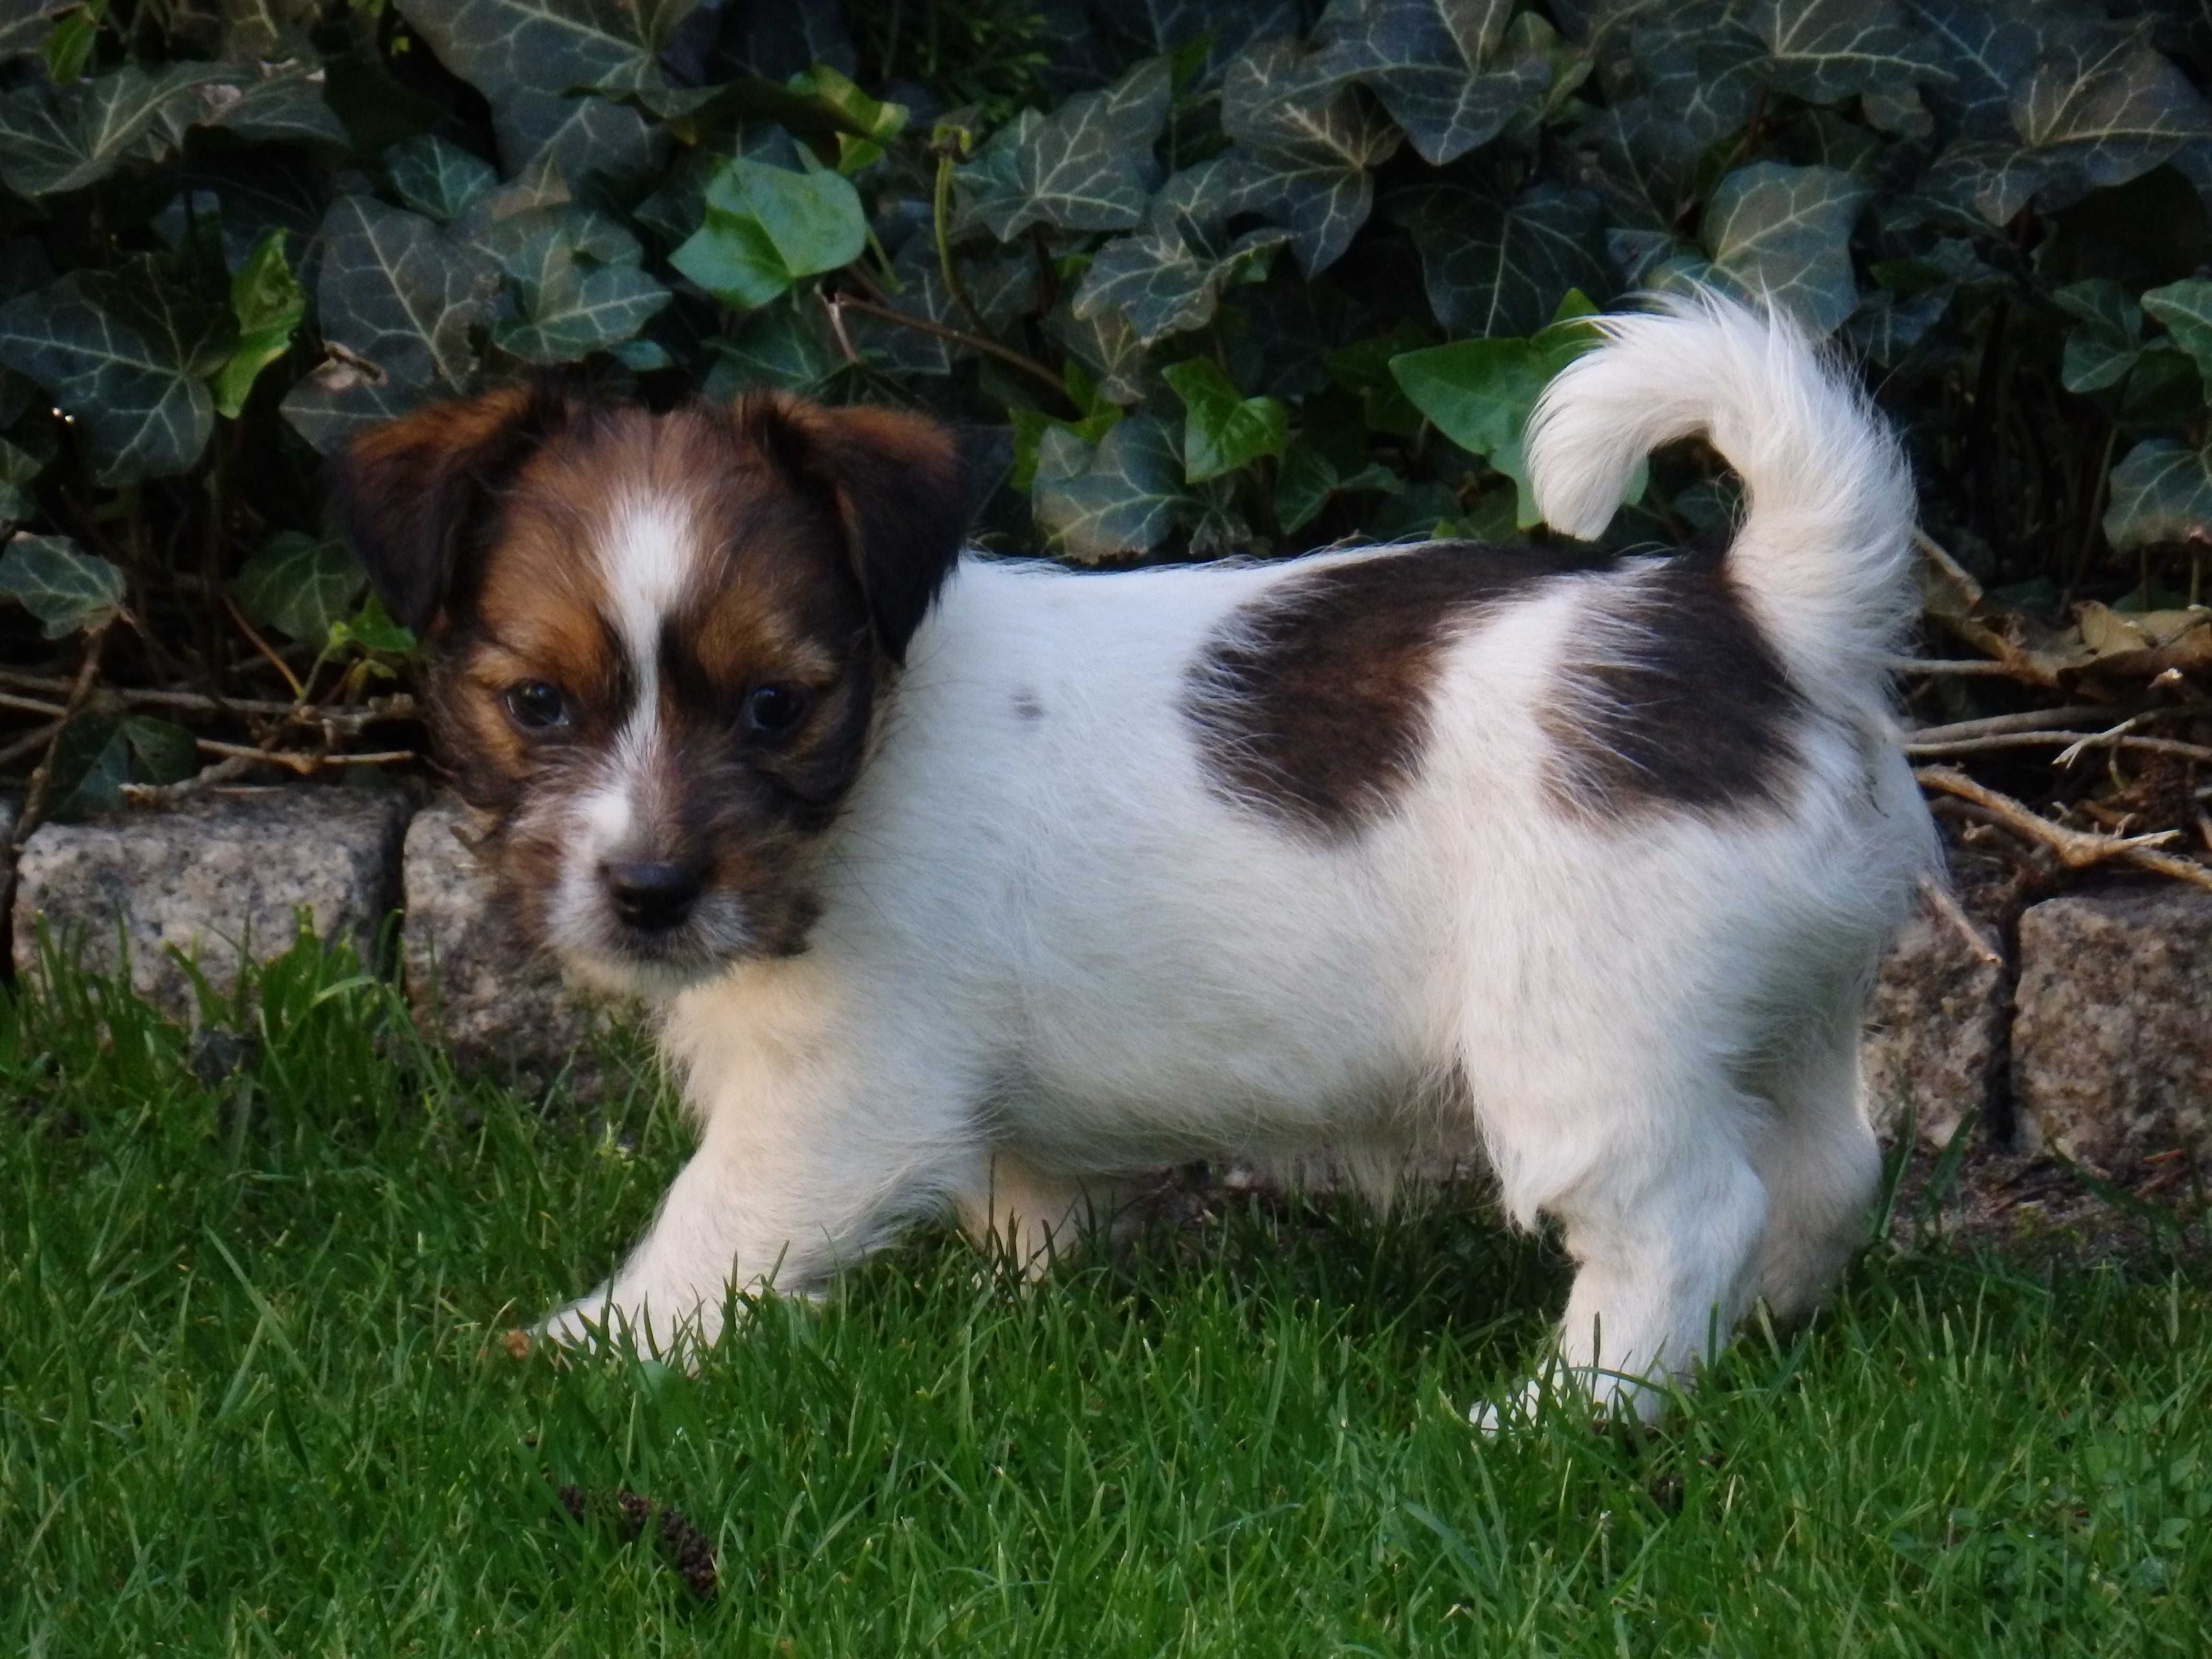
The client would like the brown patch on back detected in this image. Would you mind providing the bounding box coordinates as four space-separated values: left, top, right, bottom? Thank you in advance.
1184 542 1609 842
1542 552 1801 820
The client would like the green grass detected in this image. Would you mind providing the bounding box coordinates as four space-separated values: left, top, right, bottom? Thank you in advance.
3 940 2208 1656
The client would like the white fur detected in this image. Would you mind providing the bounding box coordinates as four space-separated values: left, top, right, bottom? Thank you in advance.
535 296 1940 1424
1526 290 1919 727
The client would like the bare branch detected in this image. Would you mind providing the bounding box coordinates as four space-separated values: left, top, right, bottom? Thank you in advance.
1915 766 2212 893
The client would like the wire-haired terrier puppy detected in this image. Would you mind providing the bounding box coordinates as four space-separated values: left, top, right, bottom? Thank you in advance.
338 293 1937 1423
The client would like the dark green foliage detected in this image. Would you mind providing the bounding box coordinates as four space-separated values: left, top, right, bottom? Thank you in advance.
4 0 2212 754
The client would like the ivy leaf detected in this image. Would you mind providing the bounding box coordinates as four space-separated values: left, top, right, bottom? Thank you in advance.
120 715 198 784
670 156 866 311
2104 438 2212 552
2009 30 2212 206
1185 479 1253 560
1327 321 1435 437
1390 297 1599 527
277 361 419 457
210 228 305 419
1302 0 1551 166
1073 215 1286 347
0 435 40 530
701 298 847 397
1624 0 1766 156
1032 414 1191 562
194 62 349 146
1842 285 1950 369
847 237 956 377
1222 39 1404 276
329 592 416 656
1101 0 1302 81
0 61 231 197
395 0 695 169
1393 182 1610 339
0 4 73 60
1702 162 1864 336
385 133 501 223
1909 0 2055 143
303 195 497 394
41 5 96 83
232 530 365 645
2055 277 2145 394
1162 358 1288 483
475 206 671 361
1046 303 1158 407
953 57 1173 240
505 93 664 184
1915 138 2052 227
2141 279 2212 395
0 532 125 637
0 264 234 484
1275 418 1401 536
1580 99 1699 232
785 62 907 173
221 0 321 60
48 713 199 817
1752 0 1947 105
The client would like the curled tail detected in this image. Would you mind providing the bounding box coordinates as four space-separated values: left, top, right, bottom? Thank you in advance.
1524 293 1916 723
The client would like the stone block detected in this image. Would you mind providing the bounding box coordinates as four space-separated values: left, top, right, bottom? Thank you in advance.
400 796 626 1085
12 786 413 1019
2013 884 2212 1170
1860 909 2009 1149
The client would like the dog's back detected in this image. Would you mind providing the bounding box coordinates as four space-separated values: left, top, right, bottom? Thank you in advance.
465 293 1936 1422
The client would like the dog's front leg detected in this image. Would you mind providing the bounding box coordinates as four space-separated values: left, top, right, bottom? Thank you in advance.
535 1070 969 1357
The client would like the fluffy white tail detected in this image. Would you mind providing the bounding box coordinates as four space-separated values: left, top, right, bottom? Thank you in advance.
1524 293 1916 723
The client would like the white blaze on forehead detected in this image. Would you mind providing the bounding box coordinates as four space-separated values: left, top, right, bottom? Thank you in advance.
598 491 701 702
586 491 700 857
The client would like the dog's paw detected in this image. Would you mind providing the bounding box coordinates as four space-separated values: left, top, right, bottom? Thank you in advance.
1470 1368 1665 1434
1468 1378 1547 1435
535 1296 619 1351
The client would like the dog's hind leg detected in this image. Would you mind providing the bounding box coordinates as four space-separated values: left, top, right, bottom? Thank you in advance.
1471 1053 1771 1428
954 1150 1131 1280
1746 1007 1882 1324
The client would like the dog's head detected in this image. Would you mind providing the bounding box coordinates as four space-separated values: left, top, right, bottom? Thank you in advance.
334 382 970 991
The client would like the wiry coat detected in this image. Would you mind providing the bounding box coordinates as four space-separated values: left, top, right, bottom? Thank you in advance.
339 294 1938 1422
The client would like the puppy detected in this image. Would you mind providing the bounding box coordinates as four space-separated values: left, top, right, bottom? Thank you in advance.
337 294 1937 1422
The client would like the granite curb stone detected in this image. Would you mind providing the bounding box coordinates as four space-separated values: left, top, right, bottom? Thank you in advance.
1860 910 2009 1150
2013 883 2212 1170
400 795 626 1085
11 786 413 1020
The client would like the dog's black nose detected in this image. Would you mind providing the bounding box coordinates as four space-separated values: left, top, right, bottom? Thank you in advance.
603 861 704 932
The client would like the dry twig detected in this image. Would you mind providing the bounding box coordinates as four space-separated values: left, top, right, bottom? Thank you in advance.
1905 705 2130 745
1903 731 2212 764
3 619 115 905
0 670 416 734
820 288 1078 407
1915 766 2212 893
1915 874 2003 965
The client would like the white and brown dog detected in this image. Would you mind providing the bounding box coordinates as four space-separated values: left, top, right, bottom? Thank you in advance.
337 294 1937 1422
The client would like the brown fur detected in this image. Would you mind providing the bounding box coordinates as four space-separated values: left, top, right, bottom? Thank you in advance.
334 384 971 965
1541 552 1801 819
1182 542 1609 842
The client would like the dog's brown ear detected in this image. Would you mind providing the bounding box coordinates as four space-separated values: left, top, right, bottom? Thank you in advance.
329 384 563 633
742 397 973 665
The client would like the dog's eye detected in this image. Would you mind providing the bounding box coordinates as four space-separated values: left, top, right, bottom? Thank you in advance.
745 684 809 737
504 680 570 733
